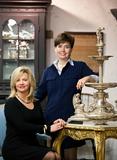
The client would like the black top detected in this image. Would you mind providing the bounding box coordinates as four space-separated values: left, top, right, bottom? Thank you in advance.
2 97 52 160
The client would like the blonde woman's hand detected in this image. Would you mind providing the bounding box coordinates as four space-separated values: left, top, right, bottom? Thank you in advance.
50 119 66 132
53 119 66 126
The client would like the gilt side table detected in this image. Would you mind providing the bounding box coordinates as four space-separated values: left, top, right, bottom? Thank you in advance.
53 121 117 160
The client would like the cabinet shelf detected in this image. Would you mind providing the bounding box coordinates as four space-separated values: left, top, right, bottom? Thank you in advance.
2 38 34 41
3 59 34 61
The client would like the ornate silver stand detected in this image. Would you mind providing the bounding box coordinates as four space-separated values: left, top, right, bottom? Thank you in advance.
68 27 117 124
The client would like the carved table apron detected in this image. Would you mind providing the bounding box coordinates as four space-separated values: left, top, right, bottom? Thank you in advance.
53 121 117 160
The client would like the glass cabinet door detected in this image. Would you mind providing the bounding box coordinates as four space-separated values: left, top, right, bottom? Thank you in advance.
2 18 35 80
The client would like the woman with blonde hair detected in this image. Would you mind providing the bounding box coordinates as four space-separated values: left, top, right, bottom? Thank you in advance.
2 66 65 160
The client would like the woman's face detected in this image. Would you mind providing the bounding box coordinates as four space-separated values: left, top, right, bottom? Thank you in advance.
15 72 30 94
55 42 72 61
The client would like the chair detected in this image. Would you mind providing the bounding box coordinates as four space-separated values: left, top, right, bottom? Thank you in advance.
36 133 52 147
0 104 6 160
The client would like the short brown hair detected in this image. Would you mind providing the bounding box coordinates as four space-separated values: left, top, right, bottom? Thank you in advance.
54 32 75 49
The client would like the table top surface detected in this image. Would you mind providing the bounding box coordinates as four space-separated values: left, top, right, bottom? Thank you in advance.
65 120 117 131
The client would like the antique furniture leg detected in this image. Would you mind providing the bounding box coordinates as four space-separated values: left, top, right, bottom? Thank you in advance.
53 130 65 155
95 132 105 160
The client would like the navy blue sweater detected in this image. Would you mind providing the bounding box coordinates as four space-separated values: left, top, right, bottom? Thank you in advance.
36 61 96 122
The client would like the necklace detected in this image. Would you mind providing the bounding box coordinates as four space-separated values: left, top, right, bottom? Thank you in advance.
16 94 32 104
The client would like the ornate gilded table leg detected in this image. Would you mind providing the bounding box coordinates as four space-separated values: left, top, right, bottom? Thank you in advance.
94 132 105 160
53 130 65 155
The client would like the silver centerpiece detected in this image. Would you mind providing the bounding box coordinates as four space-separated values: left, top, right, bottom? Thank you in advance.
68 27 117 124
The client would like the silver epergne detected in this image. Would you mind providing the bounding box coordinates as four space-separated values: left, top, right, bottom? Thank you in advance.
85 27 117 123
68 27 117 124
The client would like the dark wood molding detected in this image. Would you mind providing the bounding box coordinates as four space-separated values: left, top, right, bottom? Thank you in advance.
46 30 53 39
111 9 117 20
0 0 52 8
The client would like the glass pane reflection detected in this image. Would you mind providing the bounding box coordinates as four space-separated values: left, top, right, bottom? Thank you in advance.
3 62 17 80
2 19 35 80
2 19 18 39
19 20 35 39
19 61 34 75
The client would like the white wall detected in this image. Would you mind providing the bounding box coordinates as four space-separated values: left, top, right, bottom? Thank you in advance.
46 0 117 105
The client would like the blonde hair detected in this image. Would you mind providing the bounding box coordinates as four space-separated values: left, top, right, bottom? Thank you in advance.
9 66 36 101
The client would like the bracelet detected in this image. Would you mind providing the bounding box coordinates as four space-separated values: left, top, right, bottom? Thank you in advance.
43 124 47 134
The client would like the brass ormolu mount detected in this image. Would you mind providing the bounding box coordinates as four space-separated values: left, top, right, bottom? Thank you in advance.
68 27 117 124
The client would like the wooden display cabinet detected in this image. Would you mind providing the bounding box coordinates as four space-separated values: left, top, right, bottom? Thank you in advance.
0 0 51 103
